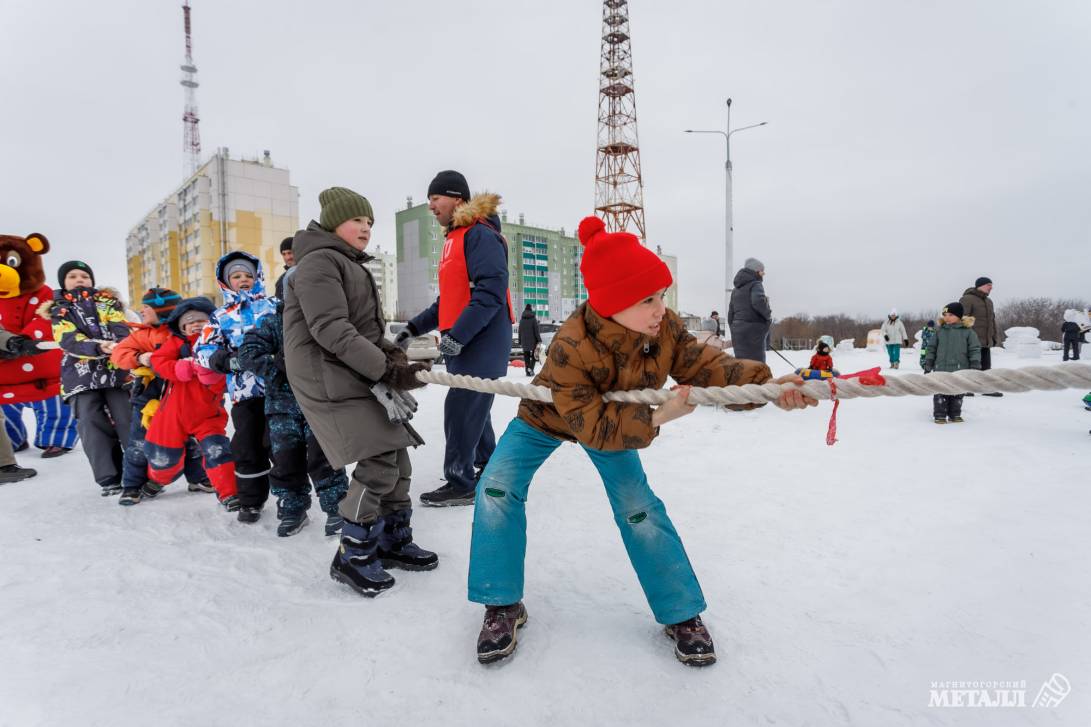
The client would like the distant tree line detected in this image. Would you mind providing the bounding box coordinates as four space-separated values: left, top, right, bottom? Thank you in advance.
768 297 1088 349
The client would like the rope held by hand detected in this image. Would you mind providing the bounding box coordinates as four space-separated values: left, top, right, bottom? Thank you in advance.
416 364 1091 407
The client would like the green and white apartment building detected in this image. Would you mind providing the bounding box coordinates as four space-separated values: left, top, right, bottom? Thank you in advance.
394 200 678 324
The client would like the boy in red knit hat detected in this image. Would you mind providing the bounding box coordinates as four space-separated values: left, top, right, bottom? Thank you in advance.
467 216 817 667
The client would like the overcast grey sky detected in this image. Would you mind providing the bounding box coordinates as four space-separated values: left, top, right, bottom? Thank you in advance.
2 0 1088 319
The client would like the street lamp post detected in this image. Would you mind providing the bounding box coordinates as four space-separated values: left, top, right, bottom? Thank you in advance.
685 99 767 328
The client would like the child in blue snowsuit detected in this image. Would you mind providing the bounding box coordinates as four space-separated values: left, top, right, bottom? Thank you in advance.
466 216 816 668
196 251 294 526
237 297 349 536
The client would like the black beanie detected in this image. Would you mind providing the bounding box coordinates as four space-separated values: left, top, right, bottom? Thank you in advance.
58 260 95 289
428 170 470 201
975 276 992 288
280 236 294 253
943 301 965 318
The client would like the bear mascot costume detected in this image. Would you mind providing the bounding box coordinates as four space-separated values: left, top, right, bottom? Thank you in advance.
0 233 79 456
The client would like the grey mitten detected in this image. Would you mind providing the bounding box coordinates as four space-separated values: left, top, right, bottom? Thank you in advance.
372 382 415 424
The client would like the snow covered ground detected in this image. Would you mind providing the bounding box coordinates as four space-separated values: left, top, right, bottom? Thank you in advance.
1 347 1087 726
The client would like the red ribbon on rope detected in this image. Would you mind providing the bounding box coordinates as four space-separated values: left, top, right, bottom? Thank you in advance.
825 367 886 446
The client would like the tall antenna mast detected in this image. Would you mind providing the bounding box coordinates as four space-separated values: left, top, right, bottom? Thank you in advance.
594 0 647 242
180 1 201 176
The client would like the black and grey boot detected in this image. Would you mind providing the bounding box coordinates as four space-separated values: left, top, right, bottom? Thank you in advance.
237 506 262 524
329 518 395 597
0 463 37 484
324 514 344 536
477 602 528 664
119 488 142 506
141 481 164 500
277 509 309 537
419 482 475 507
664 616 717 667
188 479 214 493
378 508 438 571
100 483 123 497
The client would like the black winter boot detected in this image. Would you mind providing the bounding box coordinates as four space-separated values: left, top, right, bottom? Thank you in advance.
419 482 475 507
141 481 163 500
378 508 438 571
237 506 262 523
0 464 37 484
324 514 344 536
119 488 142 506
277 509 309 537
330 518 395 597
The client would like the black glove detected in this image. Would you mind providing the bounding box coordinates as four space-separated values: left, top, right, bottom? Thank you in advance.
380 355 430 391
393 329 413 351
208 349 239 374
902 339 910 347
5 335 43 356
438 333 463 357
883 334 889 342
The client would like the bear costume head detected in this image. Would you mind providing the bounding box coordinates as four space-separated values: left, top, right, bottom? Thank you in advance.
0 233 50 299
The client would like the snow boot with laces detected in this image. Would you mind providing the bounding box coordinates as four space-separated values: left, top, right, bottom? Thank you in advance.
329 518 395 597
476 602 528 664
378 508 438 571
664 615 717 666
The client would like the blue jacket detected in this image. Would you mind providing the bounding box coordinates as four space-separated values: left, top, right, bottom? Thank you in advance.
408 193 512 379
237 300 300 417
196 251 278 402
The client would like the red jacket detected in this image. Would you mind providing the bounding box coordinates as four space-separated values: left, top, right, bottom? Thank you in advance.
111 323 172 370
809 353 834 371
150 333 228 431
0 284 62 403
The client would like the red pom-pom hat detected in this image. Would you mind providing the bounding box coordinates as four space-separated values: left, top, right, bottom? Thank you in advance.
576 216 673 318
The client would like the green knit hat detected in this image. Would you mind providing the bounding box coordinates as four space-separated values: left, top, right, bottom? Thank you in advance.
319 187 374 231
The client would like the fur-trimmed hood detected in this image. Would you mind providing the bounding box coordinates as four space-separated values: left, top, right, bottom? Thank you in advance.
450 193 502 229
942 315 976 329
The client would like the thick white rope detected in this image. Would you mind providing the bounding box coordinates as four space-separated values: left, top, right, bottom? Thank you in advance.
417 364 1091 407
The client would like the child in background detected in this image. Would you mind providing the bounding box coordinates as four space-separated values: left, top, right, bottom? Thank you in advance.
923 302 981 424
466 216 817 667
196 252 285 525
145 298 238 509
919 320 937 370
110 287 211 506
47 261 132 495
809 341 834 372
238 298 349 537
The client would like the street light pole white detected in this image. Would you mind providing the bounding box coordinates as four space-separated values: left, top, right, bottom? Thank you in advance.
685 99 767 326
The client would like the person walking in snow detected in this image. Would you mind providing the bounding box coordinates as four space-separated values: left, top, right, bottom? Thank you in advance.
923 301 981 424
109 287 211 505
1061 311 1087 361
517 304 541 376
284 187 437 597
727 258 771 362
880 310 908 369
396 170 515 507
467 216 817 668
46 261 133 495
196 251 289 525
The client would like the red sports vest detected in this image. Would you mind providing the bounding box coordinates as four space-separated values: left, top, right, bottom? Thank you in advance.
437 222 515 331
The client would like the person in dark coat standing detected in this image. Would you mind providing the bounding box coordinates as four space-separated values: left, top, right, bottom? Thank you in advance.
397 170 515 507
517 304 542 376
959 276 1002 396
727 258 772 362
274 236 294 301
284 186 438 597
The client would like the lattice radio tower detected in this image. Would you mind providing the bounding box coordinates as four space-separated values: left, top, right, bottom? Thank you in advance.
180 1 202 176
594 0 647 242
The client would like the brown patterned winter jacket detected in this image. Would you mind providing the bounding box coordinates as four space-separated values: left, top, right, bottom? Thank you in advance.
518 303 773 451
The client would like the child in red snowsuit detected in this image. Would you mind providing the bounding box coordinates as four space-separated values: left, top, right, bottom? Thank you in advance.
145 297 239 510
809 341 834 372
